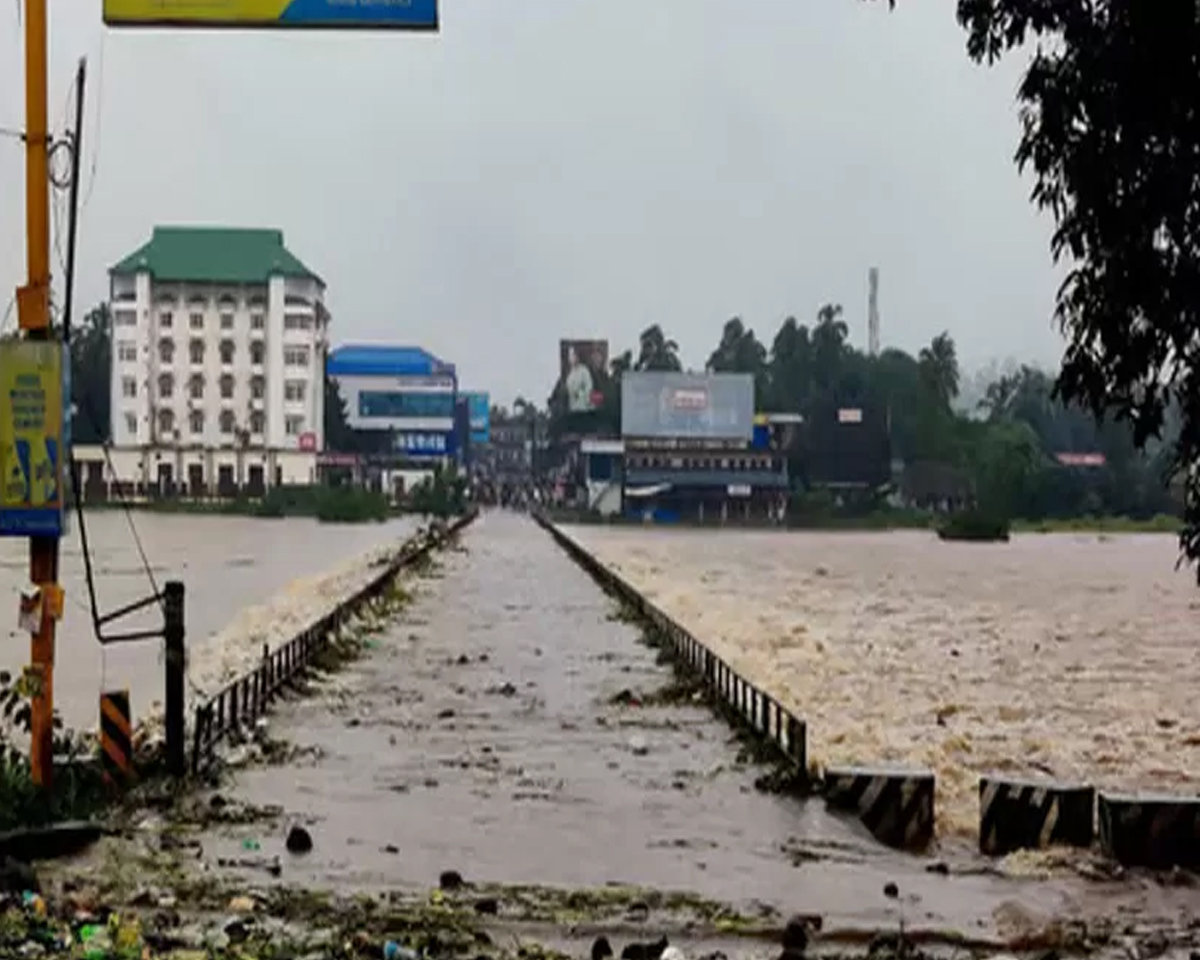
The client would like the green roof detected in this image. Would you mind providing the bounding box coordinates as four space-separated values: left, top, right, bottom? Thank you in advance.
110 226 323 285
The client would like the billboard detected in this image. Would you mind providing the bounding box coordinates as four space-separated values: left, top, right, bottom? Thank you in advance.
621 372 754 441
559 340 608 414
463 391 491 444
0 341 65 538
103 0 439 30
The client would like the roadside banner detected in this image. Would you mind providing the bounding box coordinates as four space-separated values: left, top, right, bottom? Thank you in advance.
0 340 65 538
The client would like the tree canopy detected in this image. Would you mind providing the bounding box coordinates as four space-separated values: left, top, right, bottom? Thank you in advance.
547 311 1178 522
940 0 1200 563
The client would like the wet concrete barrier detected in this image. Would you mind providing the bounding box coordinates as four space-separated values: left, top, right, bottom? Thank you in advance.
190 510 478 773
825 766 935 851
1098 792 1200 869
978 776 1095 856
100 690 134 789
532 516 955 852
531 514 809 777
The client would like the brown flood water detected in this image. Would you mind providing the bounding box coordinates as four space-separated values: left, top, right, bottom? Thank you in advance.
194 514 1200 944
0 511 414 728
562 525 1200 839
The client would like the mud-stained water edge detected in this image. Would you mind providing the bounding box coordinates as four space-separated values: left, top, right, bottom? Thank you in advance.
103 512 1200 952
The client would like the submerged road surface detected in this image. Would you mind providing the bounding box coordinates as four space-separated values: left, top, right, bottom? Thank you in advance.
199 512 1198 941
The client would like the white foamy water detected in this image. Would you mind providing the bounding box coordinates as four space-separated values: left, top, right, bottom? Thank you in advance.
0 512 416 729
562 525 1200 837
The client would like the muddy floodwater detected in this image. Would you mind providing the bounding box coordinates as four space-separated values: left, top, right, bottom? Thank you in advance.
194 514 1199 943
0 511 414 728
560 525 1200 838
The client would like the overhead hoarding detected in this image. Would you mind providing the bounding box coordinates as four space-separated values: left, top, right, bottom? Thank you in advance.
621 371 754 442
103 0 439 30
559 339 608 414
0 341 65 538
463 391 491 444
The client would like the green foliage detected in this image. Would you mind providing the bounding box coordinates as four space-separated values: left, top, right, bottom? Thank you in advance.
915 1 1200 568
256 484 388 523
0 672 106 830
69 304 111 444
408 465 468 518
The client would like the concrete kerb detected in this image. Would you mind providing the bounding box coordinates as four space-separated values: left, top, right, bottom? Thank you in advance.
531 513 811 774
190 510 478 771
531 516 959 853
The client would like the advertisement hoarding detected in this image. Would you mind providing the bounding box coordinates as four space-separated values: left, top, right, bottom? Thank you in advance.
463 391 491 444
103 0 439 30
559 340 608 414
392 430 456 459
621 371 754 442
0 340 65 538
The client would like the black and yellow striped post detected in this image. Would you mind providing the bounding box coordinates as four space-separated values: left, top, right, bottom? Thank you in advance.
100 690 133 789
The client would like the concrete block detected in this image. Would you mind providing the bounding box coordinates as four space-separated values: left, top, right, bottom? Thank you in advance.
1098 792 1200 869
823 766 935 851
979 776 1095 856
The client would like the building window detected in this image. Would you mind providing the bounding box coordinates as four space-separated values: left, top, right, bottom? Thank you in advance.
157 408 175 435
285 415 304 436
189 313 204 330
219 410 235 435
250 341 265 365
250 411 265 434
220 313 234 330
189 338 204 364
158 373 174 399
218 293 237 309
284 346 309 367
124 412 137 434
219 374 235 400
250 313 265 331
219 339 235 365
122 377 136 399
159 311 173 329
250 375 265 400
158 338 175 364
114 310 136 327
189 410 204 434
189 374 204 400
118 341 137 363
284 380 306 402
284 314 312 331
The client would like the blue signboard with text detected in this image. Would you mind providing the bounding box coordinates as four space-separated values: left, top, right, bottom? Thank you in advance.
104 0 439 31
463 391 490 445
393 430 456 459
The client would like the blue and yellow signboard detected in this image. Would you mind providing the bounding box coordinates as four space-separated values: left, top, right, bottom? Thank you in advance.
0 341 65 538
103 0 438 30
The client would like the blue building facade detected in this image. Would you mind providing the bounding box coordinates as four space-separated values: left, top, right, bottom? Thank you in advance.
327 344 458 461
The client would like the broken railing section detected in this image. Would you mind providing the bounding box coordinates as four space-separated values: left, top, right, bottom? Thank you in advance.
190 510 478 773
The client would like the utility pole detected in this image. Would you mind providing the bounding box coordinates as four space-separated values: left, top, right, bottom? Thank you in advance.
19 0 59 791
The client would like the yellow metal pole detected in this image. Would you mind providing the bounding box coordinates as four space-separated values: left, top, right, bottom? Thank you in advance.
20 0 57 792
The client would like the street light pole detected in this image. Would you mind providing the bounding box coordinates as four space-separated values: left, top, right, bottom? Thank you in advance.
19 0 60 791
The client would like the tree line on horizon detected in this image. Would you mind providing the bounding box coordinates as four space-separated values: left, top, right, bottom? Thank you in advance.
545 307 1180 522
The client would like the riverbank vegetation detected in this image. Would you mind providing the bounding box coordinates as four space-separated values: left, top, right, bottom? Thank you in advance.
0 674 107 831
546 318 1181 531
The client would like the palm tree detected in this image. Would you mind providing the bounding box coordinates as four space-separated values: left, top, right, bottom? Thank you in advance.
918 332 961 411
812 303 847 390
635 324 682 372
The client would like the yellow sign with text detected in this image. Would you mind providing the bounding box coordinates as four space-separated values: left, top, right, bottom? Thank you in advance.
0 340 65 538
103 0 439 30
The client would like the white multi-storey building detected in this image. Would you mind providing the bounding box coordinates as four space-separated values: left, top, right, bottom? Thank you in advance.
105 226 328 496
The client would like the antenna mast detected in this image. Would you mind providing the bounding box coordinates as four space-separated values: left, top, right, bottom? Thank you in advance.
867 267 880 357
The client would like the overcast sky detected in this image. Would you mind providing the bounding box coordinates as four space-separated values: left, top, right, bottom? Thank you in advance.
0 1 1059 407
